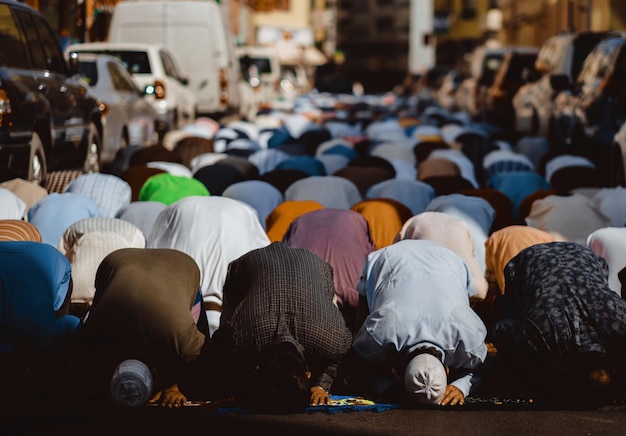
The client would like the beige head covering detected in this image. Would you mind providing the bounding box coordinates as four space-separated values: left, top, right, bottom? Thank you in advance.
395 212 488 300
485 225 556 293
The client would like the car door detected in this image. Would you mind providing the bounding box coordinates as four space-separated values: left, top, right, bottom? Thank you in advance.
159 49 195 126
108 59 155 148
0 3 39 144
15 8 91 168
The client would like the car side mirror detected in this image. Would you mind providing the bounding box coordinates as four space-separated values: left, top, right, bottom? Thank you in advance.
67 51 80 76
549 73 571 92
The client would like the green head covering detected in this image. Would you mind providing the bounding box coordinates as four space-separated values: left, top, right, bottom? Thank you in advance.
139 173 210 205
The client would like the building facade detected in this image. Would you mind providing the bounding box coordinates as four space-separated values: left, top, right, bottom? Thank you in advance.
25 0 626 93
498 0 626 47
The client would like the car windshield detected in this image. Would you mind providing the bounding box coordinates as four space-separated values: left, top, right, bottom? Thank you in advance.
77 60 98 86
75 49 151 75
572 33 609 80
247 57 272 74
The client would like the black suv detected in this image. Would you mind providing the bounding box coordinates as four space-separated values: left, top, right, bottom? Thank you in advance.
0 0 102 184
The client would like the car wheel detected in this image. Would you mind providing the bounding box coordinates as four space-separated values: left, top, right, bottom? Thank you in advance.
84 123 101 173
29 132 47 186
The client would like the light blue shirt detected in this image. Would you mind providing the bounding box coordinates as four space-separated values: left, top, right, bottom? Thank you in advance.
28 193 101 247
352 239 487 396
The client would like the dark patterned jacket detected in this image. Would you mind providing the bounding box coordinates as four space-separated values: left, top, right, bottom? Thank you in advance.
214 242 353 391
491 242 626 360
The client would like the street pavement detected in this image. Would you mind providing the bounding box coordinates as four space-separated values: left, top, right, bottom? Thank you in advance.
4 399 626 435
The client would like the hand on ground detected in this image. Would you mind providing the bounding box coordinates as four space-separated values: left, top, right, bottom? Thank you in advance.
310 386 330 405
439 384 465 406
149 383 187 408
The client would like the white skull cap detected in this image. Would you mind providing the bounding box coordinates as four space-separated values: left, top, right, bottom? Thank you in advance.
404 353 447 405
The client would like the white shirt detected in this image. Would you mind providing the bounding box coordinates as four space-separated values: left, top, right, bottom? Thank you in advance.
147 196 270 335
587 227 626 295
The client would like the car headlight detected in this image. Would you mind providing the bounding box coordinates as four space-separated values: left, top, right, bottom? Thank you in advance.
0 89 13 129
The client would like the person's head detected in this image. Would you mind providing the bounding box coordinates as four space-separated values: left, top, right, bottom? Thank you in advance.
404 348 448 406
249 341 311 414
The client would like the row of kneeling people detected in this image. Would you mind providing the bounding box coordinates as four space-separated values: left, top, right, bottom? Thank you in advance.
1 210 625 412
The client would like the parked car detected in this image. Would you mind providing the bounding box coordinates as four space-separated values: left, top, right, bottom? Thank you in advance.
0 0 103 184
455 45 510 118
66 42 197 138
552 35 626 186
484 47 539 131
512 30 610 137
70 53 159 166
553 35 626 145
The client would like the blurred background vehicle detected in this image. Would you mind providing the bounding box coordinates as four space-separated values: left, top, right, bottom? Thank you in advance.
237 46 313 117
435 69 470 112
553 34 626 147
280 63 311 99
455 45 510 119
0 0 102 184
65 42 197 140
484 47 539 131
512 30 610 138
69 53 159 168
552 34 626 186
108 0 242 118
238 45 282 105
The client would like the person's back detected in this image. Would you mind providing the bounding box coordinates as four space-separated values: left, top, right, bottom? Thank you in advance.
218 242 351 361
73 248 207 407
350 239 487 405
214 242 353 411
147 196 270 335
282 208 375 332
491 241 626 404
0 241 80 404
354 240 486 364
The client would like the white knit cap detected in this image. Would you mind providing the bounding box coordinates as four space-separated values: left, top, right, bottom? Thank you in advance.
404 353 447 405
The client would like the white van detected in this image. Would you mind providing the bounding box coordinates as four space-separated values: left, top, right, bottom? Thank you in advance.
108 0 241 116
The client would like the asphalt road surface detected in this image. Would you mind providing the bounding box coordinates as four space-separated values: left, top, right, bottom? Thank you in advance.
4 400 626 435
